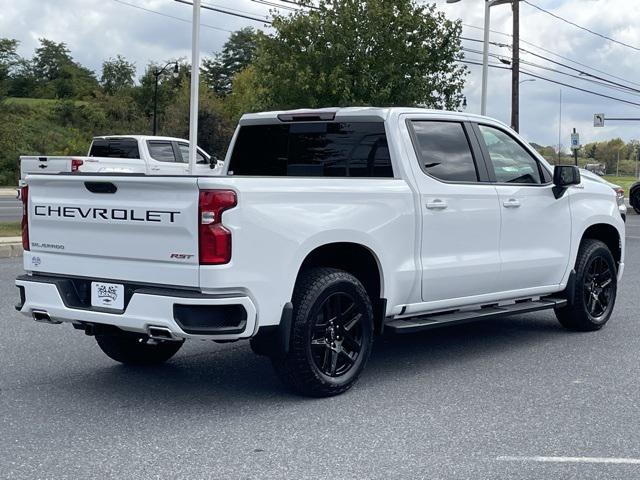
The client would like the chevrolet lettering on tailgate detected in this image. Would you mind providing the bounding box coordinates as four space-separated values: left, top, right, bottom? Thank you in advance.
33 205 181 223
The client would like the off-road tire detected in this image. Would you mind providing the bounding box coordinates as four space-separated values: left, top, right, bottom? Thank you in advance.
555 239 617 331
95 331 184 365
632 190 640 215
272 268 374 397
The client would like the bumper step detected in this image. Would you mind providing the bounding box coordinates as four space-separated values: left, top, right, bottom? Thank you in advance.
386 297 567 334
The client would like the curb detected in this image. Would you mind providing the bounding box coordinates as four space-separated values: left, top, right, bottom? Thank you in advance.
0 236 22 258
0 187 18 197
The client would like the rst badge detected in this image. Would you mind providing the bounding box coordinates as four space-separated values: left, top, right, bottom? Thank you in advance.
170 253 194 260
91 282 124 310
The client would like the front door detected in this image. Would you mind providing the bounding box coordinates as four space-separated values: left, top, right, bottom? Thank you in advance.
403 118 502 304
177 142 214 175
475 124 571 292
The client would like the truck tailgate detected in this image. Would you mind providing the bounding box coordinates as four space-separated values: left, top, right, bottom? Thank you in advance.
21 156 72 180
26 175 200 287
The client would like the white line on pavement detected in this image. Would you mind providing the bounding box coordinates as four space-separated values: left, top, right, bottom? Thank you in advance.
497 456 640 465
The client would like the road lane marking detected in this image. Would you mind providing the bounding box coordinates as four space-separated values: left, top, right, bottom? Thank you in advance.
497 456 640 465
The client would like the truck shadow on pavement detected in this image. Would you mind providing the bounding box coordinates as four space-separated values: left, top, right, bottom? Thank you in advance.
62 312 571 406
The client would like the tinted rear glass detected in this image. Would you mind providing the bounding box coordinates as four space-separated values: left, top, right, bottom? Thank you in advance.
90 139 140 159
410 121 478 182
228 122 393 177
147 141 176 163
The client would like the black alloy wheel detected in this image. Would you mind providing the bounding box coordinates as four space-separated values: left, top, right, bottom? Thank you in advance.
310 292 364 378
272 267 374 397
555 239 617 331
583 255 615 321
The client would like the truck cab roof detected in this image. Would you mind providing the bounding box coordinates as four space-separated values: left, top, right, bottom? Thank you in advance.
240 107 512 130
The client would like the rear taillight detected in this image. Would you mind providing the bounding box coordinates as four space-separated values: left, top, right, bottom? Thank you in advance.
20 185 29 251
198 190 237 265
71 158 84 172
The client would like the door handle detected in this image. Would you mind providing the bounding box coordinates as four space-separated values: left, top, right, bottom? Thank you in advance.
150 166 160 171
426 199 448 210
503 198 521 208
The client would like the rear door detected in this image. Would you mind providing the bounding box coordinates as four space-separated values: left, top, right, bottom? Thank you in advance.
474 123 571 291
146 140 188 175
26 175 200 287
402 117 502 304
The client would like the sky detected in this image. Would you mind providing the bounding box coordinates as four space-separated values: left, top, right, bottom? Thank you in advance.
1 0 639 149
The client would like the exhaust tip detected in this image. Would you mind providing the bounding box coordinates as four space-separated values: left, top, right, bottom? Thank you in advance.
32 310 62 325
147 326 179 341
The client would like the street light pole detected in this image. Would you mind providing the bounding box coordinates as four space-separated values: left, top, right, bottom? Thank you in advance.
557 87 562 163
511 0 520 131
480 0 492 116
447 0 518 117
187 0 201 175
152 62 179 136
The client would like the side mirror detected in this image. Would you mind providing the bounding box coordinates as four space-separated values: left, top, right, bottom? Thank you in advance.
209 156 217 169
553 165 581 199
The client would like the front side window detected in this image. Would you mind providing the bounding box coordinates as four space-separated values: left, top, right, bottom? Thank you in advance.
228 122 393 177
410 121 478 182
178 143 208 164
147 141 177 163
479 125 542 184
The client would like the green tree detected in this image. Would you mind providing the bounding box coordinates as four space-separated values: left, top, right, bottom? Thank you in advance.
33 38 73 81
253 0 467 110
161 78 234 158
31 38 98 98
135 60 186 129
101 55 136 95
221 65 264 122
202 27 259 95
0 38 20 98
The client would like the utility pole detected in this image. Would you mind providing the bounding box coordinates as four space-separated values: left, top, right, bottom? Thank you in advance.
557 88 562 163
511 0 520 132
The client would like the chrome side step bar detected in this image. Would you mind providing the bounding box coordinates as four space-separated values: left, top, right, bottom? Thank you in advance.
385 297 567 334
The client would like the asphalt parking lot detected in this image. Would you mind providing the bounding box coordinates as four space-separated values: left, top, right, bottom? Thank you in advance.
1 216 639 479
0 194 20 222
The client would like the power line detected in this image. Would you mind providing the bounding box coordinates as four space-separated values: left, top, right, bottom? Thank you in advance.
461 23 640 89
467 51 640 99
174 0 273 24
522 0 640 53
111 0 232 32
462 45 640 97
460 30 640 87
519 47 640 95
459 59 640 108
273 0 319 9
249 0 300 12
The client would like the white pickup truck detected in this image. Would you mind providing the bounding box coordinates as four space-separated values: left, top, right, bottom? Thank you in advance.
19 135 223 182
15 108 625 397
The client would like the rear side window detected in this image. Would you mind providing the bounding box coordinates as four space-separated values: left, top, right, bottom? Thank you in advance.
228 122 393 177
148 141 177 163
90 139 140 159
409 121 478 182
